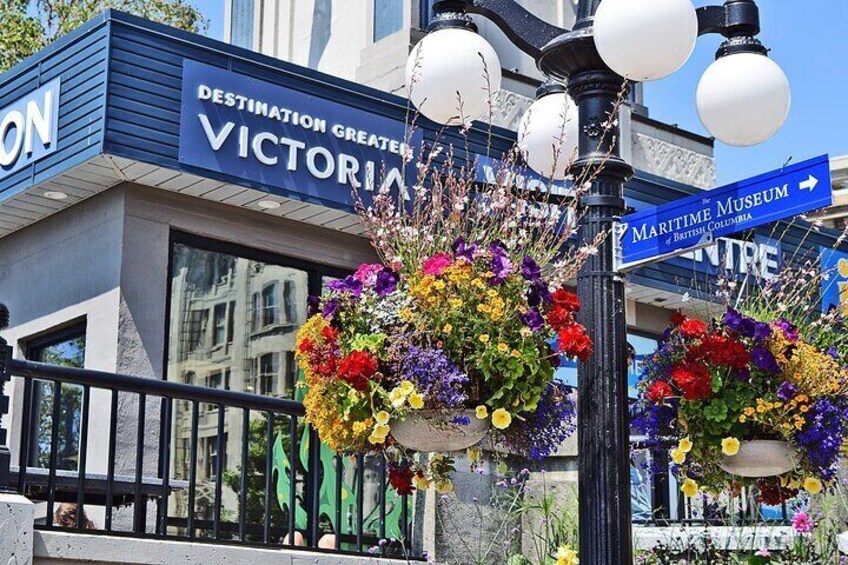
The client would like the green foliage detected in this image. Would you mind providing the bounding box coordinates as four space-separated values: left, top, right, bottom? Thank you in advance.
0 0 207 73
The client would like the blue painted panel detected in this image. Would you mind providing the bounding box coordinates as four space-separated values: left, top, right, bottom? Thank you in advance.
0 17 108 203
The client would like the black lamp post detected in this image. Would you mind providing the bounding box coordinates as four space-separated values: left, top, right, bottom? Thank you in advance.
415 1 779 563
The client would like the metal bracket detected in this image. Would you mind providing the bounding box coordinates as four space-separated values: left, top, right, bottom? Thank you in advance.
433 0 568 60
697 1 767 58
613 221 717 274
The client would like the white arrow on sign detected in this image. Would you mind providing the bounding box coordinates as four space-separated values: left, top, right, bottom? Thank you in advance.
800 174 819 191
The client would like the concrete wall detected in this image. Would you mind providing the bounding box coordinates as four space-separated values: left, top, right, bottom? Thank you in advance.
32 530 412 565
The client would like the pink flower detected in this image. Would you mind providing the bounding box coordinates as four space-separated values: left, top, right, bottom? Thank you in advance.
755 548 770 557
354 263 383 285
422 253 453 276
792 511 814 534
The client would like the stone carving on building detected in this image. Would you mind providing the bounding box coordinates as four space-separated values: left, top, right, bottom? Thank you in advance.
631 132 716 189
490 90 534 131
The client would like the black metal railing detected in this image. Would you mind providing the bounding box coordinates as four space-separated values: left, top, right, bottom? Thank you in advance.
0 307 418 559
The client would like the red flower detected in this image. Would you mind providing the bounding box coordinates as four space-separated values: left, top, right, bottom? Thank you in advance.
671 362 712 400
338 350 379 392
552 289 581 313
547 306 574 332
694 334 749 369
558 324 592 362
321 326 340 342
756 477 798 506
388 464 415 495
670 311 686 327
646 381 674 404
679 319 707 338
298 338 315 353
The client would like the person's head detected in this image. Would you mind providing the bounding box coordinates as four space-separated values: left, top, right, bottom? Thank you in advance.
54 503 94 529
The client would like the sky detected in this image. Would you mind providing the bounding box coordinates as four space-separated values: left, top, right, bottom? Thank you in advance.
197 1 848 187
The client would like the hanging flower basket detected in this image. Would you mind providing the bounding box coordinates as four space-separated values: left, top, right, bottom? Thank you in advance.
391 409 489 453
719 440 798 478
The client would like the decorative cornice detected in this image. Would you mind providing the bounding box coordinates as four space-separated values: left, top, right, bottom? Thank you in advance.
631 133 716 189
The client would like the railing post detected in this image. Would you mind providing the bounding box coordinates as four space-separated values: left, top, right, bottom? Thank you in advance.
0 303 12 492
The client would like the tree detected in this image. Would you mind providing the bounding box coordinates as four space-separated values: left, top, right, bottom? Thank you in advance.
0 0 207 73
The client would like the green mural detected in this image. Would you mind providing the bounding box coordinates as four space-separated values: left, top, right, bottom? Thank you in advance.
271 427 409 544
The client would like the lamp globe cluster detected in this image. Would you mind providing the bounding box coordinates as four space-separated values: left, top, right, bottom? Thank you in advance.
406 0 791 177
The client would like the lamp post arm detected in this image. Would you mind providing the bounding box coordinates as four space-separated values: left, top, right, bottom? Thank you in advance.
696 1 766 57
432 0 568 60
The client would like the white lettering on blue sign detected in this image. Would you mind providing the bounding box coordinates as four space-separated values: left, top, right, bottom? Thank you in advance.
180 61 417 208
0 79 60 180
676 236 782 280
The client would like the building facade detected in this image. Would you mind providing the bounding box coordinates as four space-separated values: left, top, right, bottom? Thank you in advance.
1 9 847 564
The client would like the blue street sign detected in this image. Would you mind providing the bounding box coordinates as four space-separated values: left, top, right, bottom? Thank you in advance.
618 155 833 268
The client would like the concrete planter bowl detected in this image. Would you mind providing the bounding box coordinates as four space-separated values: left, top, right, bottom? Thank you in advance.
391 409 489 452
719 440 798 478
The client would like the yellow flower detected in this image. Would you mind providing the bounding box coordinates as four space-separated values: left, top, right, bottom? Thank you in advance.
389 388 406 407
804 477 823 495
520 327 532 338
409 392 425 410
449 298 462 308
555 545 579 565
399 380 415 395
739 415 747 423
497 343 509 353
373 424 390 438
511 349 522 358
681 478 699 498
491 408 512 430
375 411 390 426
744 407 756 417
479 334 490 344
467 447 482 464
678 437 693 454
443 323 453 334
486 289 498 298
413 475 431 491
433 280 446 291
475 405 489 420
434 479 454 494
670 448 686 465
368 432 384 445
721 437 741 457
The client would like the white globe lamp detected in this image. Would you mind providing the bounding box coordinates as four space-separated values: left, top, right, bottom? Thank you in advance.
405 26 502 126
696 52 791 146
594 0 699 81
517 88 579 181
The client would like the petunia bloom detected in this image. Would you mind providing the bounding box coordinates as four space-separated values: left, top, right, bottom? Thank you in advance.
422 253 453 276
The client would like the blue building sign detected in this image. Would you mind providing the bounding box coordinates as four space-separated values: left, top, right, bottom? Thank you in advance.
0 79 60 180
619 155 833 268
475 155 572 196
821 247 848 314
670 234 783 281
179 61 420 210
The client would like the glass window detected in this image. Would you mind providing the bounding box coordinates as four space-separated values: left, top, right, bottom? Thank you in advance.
229 0 254 49
262 283 279 327
26 325 86 471
167 235 350 539
213 303 227 347
374 0 404 41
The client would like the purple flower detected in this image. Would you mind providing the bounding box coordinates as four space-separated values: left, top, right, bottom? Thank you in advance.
395 346 468 409
795 398 848 481
307 295 321 317
490 255 513 285
753 322 772 341
723 308 756 337
777 319 799 342
374 269 398 296
452 415 471 426
520 256 541 282
452 237 479 262
777 381 798 401
322 299 340 319
828 346 839 360
496 381 576 460
328 275 362 297
520 309 545 332
528 280 553 307
751 345 780 374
